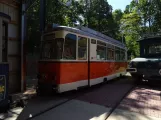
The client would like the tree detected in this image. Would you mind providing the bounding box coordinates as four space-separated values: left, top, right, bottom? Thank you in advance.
112 9 123 41
121 9 142 58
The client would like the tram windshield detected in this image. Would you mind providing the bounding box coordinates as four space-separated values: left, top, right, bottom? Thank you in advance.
41 38 64 59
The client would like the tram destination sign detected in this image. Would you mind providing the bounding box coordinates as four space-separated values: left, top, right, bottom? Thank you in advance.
44 33 55 41
0 75 6 101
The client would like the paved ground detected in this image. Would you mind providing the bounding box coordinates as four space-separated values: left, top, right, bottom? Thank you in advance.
118 85 161 118
1 76 161 120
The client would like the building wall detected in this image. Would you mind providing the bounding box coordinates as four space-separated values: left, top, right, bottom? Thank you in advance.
0 0 21 94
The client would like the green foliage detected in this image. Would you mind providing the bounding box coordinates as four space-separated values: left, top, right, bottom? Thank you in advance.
26 0 115 54
120 0 161 59
26 0 161 59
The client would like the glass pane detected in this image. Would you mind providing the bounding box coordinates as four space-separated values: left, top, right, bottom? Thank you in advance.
91 39 96 44
41 41 52 59
108 48 114 60
78 37 87 60
97 45 106 60
120 49 125 60
41 38 64 59
51 38 64 59
63 34 76 60
115 47 120 60
149 44 161 54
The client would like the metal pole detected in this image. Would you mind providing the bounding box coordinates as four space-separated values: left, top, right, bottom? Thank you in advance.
98 0 101 31
40 0 46 34
21 2 26 92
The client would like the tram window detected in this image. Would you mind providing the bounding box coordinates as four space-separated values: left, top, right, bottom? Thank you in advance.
115 47 120 60
63 33 76 60
97 40 106 60
121 49 124 60
107 44 114 60
107 48 114 60
120 49 125 60
51 38 64 59
91 39 96 44
78 36 87 60
41 41 53 59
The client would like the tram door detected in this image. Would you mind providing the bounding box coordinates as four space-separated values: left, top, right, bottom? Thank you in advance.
0 19 8 62
89 39 97 86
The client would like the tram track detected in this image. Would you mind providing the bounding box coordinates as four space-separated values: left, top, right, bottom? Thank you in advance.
26 87 93 120
105 83 136 120
27 97 75 120
26 77 135 120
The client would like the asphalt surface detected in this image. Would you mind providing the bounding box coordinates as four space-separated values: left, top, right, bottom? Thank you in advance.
1 76 161 120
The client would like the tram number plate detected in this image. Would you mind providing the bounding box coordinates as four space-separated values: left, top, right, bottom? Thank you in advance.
0 75 6 101
44 33 55 40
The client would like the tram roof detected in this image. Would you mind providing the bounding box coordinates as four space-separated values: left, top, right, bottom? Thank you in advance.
45 25 126 48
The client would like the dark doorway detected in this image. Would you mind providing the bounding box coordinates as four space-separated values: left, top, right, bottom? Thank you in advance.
2 21 8 62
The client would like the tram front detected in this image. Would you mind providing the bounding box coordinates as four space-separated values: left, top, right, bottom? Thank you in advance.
36 30 64 95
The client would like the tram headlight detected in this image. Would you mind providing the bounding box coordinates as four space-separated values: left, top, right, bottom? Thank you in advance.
128 61 138 68
128 62 133 68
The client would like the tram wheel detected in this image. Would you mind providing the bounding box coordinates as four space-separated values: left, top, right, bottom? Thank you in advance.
120 74 123 78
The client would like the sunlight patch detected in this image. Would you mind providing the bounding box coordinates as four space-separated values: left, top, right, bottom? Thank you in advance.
90 112 108 120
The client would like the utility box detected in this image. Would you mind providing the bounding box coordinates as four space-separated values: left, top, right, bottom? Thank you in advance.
0 63 9 112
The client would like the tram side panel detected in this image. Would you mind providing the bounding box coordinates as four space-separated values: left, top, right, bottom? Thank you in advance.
89 40 127 86
38 61 89 93
38 61 60 85
58 62 88 92
89 61 127 86
89 62 113 86
38 60 127 93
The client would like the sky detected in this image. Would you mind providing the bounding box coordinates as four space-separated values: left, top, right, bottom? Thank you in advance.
107 0 132 12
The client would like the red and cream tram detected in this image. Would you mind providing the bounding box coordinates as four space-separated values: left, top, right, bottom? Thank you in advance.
36 25 127 94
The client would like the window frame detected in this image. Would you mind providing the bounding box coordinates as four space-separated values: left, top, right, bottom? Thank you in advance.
115 46 121 61
40 32 64 60
96 40 107 61
107 43 115 61
77 36 88 61
62 33 77 60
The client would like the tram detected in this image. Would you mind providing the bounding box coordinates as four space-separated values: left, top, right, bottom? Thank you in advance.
36 24 128 94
